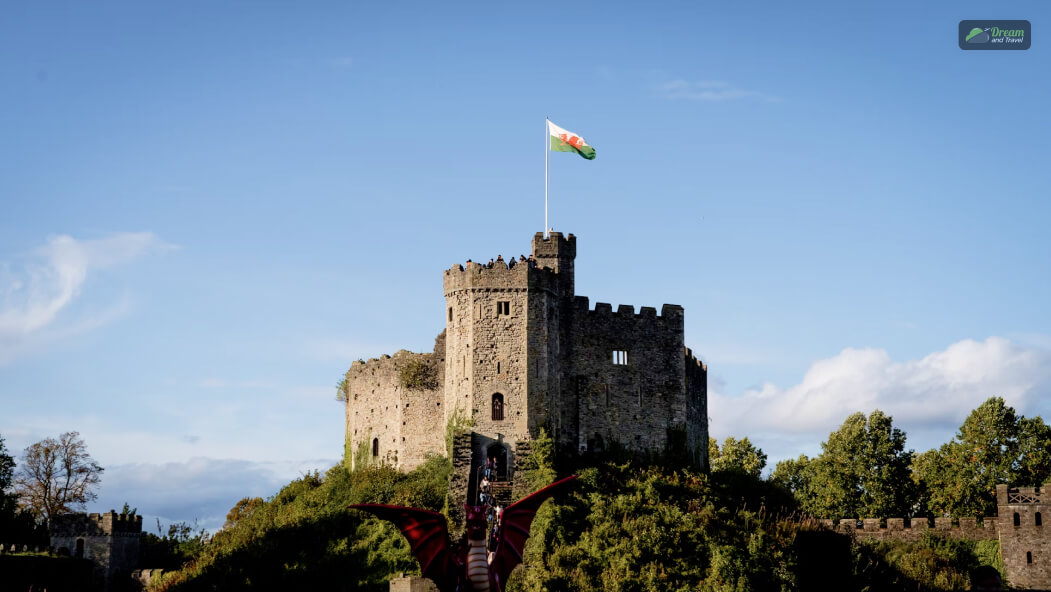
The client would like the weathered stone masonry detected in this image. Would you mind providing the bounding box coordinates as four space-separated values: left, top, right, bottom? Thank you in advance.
825 484 1051 590
51 511 142 592
345 232 709 496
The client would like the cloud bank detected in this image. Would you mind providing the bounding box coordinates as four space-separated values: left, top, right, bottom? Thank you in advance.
709 337 1051 459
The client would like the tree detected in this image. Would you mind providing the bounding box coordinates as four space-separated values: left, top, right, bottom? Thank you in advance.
14 431 104 526
913 397 1051 517
0 433 15 507
709 436 767 478
791 410 915 519
770 454 811 496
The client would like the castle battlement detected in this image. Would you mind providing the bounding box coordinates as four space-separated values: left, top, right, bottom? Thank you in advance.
442 260 560 295
51 511 143 538
572 297 684 323
998 484 1049 505
824 516 999 541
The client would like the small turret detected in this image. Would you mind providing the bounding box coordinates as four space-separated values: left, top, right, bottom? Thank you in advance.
532 232 575 298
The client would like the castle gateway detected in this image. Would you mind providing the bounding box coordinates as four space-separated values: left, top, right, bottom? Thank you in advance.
344 232 708 481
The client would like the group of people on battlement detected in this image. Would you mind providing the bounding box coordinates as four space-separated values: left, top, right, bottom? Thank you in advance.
477 456 505 553
461 254 538 271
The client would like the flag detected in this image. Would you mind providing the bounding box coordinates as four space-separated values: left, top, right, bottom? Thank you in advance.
548 120 596 160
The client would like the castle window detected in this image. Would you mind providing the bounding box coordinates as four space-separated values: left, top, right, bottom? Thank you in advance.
1037 512 1043 526
603 384 610 406
492 393 504 421
497 361 501 374
1027 551 1033 564
1014 512 1021 527
372 438 379 457
612 350 628 365
497 301 511 316
448 307 453 322
637 385 642 406
75 538 84 559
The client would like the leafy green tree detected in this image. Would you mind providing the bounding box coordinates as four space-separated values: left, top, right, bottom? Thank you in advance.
709 436 767 478
0 433 14 507
14 431 104 526
795 410 915 519
769 454 811 496
913 397 1051 517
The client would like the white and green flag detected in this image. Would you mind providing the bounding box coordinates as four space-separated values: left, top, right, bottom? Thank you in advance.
548 120 596 160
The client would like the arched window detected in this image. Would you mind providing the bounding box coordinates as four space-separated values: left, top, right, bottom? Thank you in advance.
1014 512 1021 527
1037 512 1043 526
492 393 504 421
372 438 379 457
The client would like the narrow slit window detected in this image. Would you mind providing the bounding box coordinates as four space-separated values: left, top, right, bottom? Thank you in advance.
448 307 453 322
497 301 511 316
604 384 610 406
1015 512 1021 527
496 361 501 374
372 438 379 457
637 386 642 406
612 350 628 365
1027 551 1033 564
1037 512 1043 526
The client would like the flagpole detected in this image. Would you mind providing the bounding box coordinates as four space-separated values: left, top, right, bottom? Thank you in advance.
544 117 549 239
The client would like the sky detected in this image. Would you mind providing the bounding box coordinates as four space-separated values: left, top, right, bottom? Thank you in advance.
1 1 1049 532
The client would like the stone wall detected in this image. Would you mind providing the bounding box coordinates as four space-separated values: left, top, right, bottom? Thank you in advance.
827 516 999 542
998 484 1051 590
684 348 709 471
51 512 142 592
389 574 439 592
447 431 474 536
345 342 445 472
568 299 688 456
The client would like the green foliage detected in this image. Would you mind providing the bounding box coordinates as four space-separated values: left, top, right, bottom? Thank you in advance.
397 358 438 391
518 428 557 493
709 436 767 478
780 410 915 519
335 377 348 402
508 461 800 592
913 397 1051 517
153 456 451 592
444 407 475 458
142 518 212 570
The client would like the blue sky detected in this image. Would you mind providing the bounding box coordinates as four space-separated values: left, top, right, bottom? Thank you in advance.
1 1 1049 531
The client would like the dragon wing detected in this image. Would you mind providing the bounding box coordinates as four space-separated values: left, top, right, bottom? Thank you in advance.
348 503 460 592
488 475 578 592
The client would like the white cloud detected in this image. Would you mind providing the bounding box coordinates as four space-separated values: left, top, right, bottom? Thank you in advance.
658 79 780 102
0 232 175 363
709 337 1051 460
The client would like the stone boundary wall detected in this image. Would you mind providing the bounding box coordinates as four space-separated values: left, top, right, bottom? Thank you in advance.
820 517 999 542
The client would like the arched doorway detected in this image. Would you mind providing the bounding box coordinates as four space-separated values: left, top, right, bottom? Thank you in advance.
486 442 509 481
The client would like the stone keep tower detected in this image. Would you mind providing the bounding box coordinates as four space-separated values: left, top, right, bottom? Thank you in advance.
998 483 1051 589
442 233 575 476
51 511 142 592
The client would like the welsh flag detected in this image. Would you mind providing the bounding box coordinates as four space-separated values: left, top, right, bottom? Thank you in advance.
548 120 596 160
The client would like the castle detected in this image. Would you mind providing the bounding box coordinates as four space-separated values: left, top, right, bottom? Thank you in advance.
50 510 143 591
344 231 709 488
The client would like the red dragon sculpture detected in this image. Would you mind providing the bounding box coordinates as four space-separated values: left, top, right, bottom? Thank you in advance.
349 474 577 592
